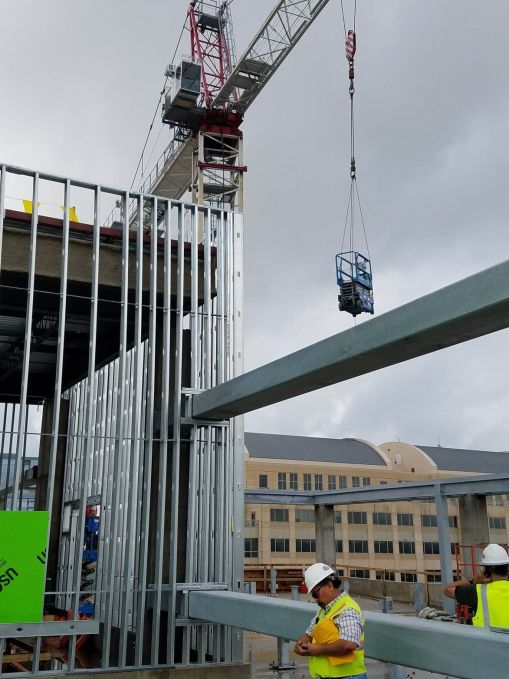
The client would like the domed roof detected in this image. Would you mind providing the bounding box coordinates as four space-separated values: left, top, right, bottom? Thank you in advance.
244 432 389 466
416 445 509 473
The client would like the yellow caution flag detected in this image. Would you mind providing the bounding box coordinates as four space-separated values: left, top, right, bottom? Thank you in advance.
21 199 40 214
59 205 79 222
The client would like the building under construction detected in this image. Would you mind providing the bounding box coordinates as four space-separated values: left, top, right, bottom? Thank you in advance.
1 1 509 678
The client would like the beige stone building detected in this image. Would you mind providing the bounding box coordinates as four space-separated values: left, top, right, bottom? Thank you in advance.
244 433 509 583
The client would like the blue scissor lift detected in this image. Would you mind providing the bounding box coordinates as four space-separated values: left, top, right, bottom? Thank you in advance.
336 250 374 317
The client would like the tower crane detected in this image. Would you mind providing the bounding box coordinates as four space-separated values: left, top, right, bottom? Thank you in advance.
139 0 373 316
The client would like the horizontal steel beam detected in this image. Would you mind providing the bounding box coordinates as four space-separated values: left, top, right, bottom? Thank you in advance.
188 590 509 679
193 259 509 419
245 474 509 505
0 619 100 639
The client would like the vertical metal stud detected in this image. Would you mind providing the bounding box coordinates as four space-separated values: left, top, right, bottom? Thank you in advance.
102 190 130 667
151 197 167 666
119 193 144 666
135 195 158 666
12 172 39 510
167 204 185 665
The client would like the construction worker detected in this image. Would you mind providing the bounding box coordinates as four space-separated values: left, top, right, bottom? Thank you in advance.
443 543 509 628
294 562 367 679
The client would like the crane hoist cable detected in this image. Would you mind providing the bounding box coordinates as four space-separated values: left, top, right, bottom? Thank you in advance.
336 0 374 317
129 16 188 192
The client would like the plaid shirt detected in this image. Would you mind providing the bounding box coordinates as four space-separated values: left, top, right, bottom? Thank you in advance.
306 592 364 647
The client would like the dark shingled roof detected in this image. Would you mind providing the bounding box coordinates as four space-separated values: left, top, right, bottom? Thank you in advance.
245 432 387 466
417 446 509 473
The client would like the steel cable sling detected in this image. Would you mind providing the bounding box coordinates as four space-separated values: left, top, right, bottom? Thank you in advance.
337 0 374 317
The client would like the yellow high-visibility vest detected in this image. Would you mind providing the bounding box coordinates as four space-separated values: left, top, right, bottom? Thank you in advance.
308 594 366 678
472 581 509 629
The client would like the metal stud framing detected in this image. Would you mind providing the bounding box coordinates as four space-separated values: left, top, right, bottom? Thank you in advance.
0 164 243 675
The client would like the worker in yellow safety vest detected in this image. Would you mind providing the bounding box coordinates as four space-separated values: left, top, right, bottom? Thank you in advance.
443 543 509 628
294 563 367 679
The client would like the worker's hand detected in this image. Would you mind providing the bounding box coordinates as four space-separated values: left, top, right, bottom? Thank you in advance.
294 640 320 656
294 640 309 656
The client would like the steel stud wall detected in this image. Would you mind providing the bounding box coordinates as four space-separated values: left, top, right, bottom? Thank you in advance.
0 164 243 674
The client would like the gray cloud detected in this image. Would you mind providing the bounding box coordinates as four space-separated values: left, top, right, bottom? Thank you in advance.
1 0 508 450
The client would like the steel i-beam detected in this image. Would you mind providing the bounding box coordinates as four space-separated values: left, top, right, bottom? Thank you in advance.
193 259 509 419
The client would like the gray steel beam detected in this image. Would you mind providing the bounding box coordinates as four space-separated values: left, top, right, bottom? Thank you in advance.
245 474 509 506
188 590 509 679
193 259 509 419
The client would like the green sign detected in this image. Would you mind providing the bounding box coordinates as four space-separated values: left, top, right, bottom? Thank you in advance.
0 511 49 623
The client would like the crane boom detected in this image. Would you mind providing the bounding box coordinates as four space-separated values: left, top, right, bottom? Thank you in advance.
143 0 332 205
213 0 331 112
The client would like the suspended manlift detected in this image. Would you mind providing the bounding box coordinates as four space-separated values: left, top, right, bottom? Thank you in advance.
138 0 374 316
336 17 374 316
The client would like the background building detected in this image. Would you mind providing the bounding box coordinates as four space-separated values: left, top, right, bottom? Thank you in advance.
0 454 37 510
244 433 509 583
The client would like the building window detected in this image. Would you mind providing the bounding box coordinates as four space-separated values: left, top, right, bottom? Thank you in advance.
487 495 504 507
399 540 416 555
314 474 323 491
376 570 395 581
448 515 458 528
421 515 438 527
379 480 388 485
489 517 506 529
347 511 367 525
423 541 440 555
373 511 392 525
338 475 347 489
451 543 457 555
244 538 258 558
350 569 370 579
270 508 289 522
397 513 413 526
259 475 268 489
426 571 441 583
352 476 360 487
335 510 342 523
289 473 298 491
278 473 287 490
296 538 316 553
401 573 417 583
295 509 315 523
271 538 289 553
374 540 394 554
303 473 312 491
328 475 336 490
245 512 257 528
349 540 369 554
336 539 343 553
362 477 371 486
22 497 35 510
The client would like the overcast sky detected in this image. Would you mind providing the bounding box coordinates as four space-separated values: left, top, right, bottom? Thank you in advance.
1 1 508 451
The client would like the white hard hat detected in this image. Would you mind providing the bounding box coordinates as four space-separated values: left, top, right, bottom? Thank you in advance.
304 563 335 592
481 544 509 566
